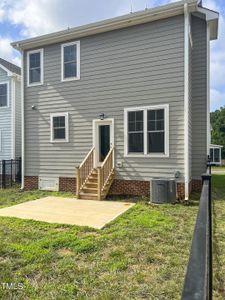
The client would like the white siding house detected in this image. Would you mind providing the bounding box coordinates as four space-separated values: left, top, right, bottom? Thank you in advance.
0 58 21 161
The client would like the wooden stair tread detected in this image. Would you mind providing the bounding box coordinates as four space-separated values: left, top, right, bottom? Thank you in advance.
77 150 115 200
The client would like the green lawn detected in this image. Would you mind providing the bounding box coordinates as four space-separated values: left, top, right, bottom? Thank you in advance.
0 176 224 299
213 175 225 299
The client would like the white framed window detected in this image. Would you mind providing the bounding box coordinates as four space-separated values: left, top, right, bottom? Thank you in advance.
0 81 9 108
27 48 44 87
61 41 80 81
124 104 169 157
50 113 69 143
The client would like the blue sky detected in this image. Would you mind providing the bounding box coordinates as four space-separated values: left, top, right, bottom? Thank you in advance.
0 0 224 111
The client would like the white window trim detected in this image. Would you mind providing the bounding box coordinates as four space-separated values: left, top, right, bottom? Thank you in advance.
124 104 169 158
61 41 80 82
50 112 69 143
27 48 44 87
0 81 9 109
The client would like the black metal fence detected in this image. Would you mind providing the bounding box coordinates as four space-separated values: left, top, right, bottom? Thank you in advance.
182 163 212 299
0 158 21 188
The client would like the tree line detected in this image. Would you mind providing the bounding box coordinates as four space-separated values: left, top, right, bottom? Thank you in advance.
211 106 225 159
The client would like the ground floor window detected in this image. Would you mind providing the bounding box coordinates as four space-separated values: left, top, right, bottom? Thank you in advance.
50 112 69 143
124 104 169 157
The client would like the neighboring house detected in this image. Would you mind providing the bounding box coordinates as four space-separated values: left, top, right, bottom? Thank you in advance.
210 144 223 165
0 58 21 161
12 0 219 200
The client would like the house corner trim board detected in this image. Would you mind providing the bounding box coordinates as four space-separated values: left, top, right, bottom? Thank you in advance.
184 3 190 200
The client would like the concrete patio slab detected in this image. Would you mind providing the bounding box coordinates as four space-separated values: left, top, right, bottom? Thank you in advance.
0 197 135 229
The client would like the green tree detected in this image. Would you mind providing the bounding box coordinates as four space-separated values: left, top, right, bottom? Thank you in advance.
211 106 225 158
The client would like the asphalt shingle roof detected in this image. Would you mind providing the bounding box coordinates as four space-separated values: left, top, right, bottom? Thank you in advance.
0 58 21 75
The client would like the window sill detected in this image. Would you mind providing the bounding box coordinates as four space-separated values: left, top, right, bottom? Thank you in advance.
50 139 69 143
124 153 169 158
27 82 43 87
61 76 80 82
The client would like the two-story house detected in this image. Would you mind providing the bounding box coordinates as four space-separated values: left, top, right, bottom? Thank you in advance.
0 58 21 161
12 0 219 200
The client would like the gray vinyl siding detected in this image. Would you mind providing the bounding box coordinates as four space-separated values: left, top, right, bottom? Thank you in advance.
0 67 11 160
191 16 207 179
24 15 185 181
15 79 21 158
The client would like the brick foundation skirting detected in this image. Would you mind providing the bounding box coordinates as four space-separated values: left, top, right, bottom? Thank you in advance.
59 177 76 193
191 179 202 193
176 182 185 200
24 176 202 200
109 179 150 197
24 176 38 190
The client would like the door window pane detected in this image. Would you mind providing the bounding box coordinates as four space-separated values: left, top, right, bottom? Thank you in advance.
99 125 110 162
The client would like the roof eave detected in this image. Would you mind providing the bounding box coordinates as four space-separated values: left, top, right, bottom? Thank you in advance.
0 63 13 76
11 0 199 51
197 7 219 40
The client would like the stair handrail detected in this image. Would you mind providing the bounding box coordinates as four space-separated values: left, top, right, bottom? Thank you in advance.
98 147 114 197
76 146 95 196
101 147 114 168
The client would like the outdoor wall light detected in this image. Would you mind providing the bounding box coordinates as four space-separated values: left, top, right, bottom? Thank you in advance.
175 171 181 178
31 105 36 110
99 113 105 120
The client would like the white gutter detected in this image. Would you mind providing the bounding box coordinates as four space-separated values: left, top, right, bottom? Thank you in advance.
184 3 190 200
20 50 25 190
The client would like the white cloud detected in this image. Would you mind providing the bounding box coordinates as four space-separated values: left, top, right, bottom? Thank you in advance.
0 0 224 111
5 0 152 38
0 36 20 65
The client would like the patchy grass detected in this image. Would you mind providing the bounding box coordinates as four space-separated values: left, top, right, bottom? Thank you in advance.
213 174 225 299
0 180 224 299
0 188 74 209
0 188 198 299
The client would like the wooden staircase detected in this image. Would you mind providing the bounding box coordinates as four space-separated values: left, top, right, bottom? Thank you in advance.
76 147 115 200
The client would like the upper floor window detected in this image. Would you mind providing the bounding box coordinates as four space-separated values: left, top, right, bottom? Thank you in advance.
124 104 169 157
0 82 8 107
50 112 69 143
27 49 43 86
61 41 80 81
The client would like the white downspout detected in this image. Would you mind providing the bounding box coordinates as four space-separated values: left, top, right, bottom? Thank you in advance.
20 50 25 189
184 3 190 200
